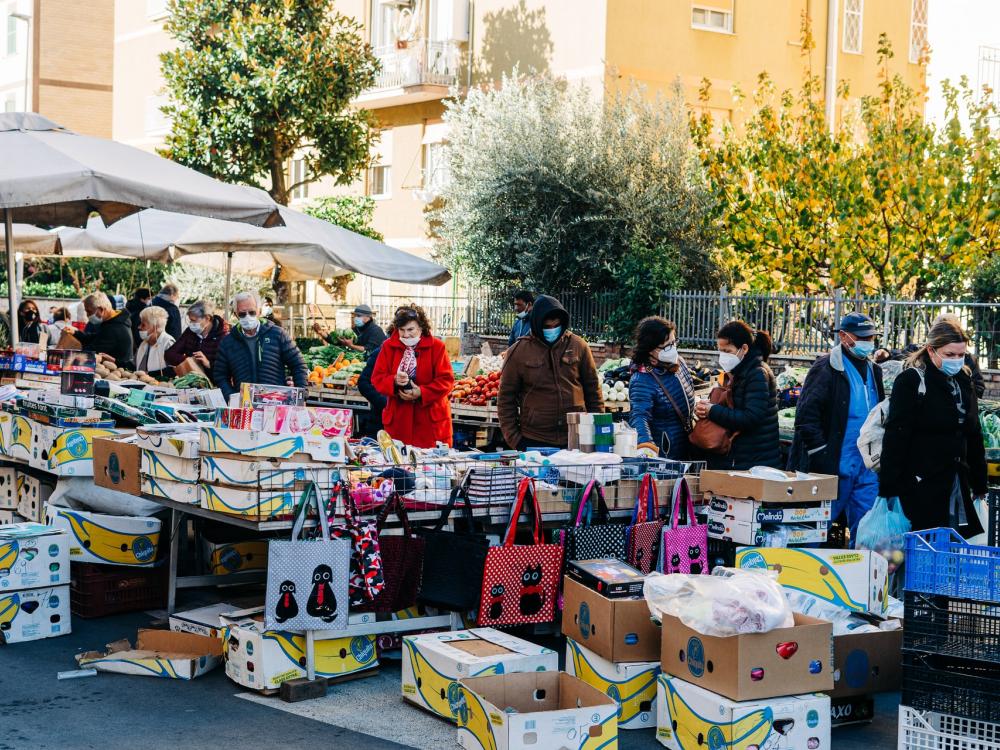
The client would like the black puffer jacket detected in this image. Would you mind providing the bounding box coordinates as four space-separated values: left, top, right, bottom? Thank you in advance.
706 351 781 470
212 321 308 400
77 310 135 371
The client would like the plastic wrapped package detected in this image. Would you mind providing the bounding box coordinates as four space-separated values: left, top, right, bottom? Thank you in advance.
785 589 876 636
643 568 794 637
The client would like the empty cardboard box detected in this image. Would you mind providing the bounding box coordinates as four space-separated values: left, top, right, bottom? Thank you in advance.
562 576 660 663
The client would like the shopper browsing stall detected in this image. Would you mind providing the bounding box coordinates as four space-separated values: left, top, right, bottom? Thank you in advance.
46 306 72 342
370 306 454 448
498 294 604 450
508 289 534 346
694 320 780 470
879 319 987 537
134 305 176 380
165 299 229 375
151 283 182 340
213 291 309 401
314 304 386 358
790 312 885 544
16 300 45 344
125 287 152 351
628 316 695 459
76 292 135 370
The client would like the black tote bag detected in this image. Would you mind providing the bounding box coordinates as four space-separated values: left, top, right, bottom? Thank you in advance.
417 483 491 611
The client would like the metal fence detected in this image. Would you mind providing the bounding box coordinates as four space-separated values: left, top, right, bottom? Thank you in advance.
662 290 1000 366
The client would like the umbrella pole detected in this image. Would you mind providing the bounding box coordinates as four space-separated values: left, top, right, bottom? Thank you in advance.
3 209 18 345
223 252 233 311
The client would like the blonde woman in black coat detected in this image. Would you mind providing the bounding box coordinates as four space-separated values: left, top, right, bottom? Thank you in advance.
879 319 987 537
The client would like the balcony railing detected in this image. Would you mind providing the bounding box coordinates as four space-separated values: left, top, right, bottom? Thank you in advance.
370 39 462 92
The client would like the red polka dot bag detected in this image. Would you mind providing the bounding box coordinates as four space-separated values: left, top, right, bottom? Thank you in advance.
476 477 565 627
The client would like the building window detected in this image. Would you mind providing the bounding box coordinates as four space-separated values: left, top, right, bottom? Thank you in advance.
909 0 928 63
842 0 863 54
6 13 17 56
370 0 398 48
144 95 170 136
691 5 733 34
422 142 449 192
367 166 391 199
290 158 309 201
146 0 169 21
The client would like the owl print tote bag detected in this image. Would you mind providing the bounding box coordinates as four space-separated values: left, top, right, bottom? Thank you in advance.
266 481 350 631
477 477 564 627
659 476 708 576
558 480 629 564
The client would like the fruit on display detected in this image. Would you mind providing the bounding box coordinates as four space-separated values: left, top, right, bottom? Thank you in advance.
452 372 500 406
308 357 365 386
602 380 629 403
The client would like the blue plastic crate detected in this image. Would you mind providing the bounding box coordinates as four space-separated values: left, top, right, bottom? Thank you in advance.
905 528 1000 604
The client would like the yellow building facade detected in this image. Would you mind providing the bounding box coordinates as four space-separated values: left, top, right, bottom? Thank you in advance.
111 0 926 303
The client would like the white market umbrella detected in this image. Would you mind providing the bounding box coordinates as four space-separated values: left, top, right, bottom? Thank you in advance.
0 112 280 341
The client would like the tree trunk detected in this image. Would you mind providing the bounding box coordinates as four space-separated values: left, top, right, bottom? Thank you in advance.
268 151 289 206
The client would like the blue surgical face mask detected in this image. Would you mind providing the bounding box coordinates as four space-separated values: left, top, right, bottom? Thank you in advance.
354 316 364 328
851 340 875 359
939 356 964 376
542 327 562 343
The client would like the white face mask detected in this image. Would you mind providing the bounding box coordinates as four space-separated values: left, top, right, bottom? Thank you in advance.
261 304 272 316
88 313 102 325
188 321 203 335
657 344 678 364
400 335 420 347
239 314 259 332
718 351 743 372
139 329 150 341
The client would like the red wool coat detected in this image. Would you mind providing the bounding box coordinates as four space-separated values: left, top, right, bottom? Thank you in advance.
371 332 455 448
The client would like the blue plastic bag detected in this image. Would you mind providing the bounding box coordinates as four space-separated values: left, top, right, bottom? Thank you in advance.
856 496 911 572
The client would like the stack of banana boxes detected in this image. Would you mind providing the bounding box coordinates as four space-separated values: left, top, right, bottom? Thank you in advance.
0 522 71 643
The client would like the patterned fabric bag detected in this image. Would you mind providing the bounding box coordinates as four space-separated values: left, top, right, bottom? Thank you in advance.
355 493 425 613
626 473 665 574
558 480 628 563
265 481 350 631
659 476 708 575
477 477 564 627
324 483 386 607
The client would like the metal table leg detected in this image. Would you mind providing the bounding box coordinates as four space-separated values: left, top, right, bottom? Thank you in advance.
167 507 182 614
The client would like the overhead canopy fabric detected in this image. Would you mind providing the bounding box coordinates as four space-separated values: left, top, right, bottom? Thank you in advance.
0 113 280 228
55 207 451 285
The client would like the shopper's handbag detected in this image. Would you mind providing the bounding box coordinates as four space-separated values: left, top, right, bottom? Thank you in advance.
355 492 425 613
477 477 564 627
265 481 350 631
689 376 739 455
558 480 628 563
659 476 708 575
417 483 490 611
626 473 665 574
325 483 386 607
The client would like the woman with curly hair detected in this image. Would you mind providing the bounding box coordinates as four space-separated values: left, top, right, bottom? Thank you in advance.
628 317 695 459
370 305 455 448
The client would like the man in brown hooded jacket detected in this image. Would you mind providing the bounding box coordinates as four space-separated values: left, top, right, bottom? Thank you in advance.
498 294 604 449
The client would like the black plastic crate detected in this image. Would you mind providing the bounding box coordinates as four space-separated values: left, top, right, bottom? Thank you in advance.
904 591 1000 664
70 562 168 618
707 538 737 570
902 651 1000 724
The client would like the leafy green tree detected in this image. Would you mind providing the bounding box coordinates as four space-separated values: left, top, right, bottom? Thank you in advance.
23 257 168 297
434 73 720 339
160 0 380 205
695 27 1000 299
304 196 383 242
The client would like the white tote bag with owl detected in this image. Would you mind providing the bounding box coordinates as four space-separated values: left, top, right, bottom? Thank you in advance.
266 481 351 631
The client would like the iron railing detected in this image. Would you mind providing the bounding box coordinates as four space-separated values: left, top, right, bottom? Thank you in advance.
369 39 462 91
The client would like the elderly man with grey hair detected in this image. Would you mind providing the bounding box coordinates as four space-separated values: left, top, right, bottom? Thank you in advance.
213 291 308 401
75 291 136 370
151 282 183 340
165 298 231 377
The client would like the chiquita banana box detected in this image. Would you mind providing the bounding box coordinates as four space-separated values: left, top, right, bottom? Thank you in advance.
457 672 618 750
735 547 889 616
32 423 124 477
142 476 199 505
0 413 34 462
0 584 71 643
566 638 659 729
0 523 70 591
221 608 377 692
202 538 268 576
199 483 296 519
140 450 200 484
655 674 831 750
45 505 161 567
402 628 558 721
200 426 348 462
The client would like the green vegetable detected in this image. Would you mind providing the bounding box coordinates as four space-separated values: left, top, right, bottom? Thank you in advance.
173 373 212 389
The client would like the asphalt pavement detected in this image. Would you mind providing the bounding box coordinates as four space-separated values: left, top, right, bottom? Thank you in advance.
0 600 899 749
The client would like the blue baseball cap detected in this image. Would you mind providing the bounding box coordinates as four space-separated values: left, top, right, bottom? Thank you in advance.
839 312 878 337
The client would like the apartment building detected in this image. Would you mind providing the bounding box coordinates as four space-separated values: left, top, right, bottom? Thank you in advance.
112 0 927 304
1 0 114 136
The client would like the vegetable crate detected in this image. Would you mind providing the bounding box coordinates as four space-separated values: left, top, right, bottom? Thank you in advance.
902 651 1000 724
898 706 1000 750
904 528 1000 604
903 591 1000 665
70 562 168 618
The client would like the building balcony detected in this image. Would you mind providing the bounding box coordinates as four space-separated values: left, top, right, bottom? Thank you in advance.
357 39 463 109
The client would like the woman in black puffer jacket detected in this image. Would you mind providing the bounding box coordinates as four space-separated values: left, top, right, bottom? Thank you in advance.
694 320 781 470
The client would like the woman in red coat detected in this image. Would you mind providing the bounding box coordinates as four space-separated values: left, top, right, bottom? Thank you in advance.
371 305 455 448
